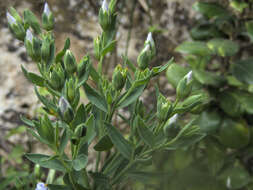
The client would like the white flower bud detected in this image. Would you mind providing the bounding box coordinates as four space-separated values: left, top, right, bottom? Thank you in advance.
6 12 16 25
143 43 151 52
226 177 231 189
102 0 109 12
59 96 69 114
186 70 193 84
43 2 51 17
146 32 153 44
26 29 33 43
168 114 178 126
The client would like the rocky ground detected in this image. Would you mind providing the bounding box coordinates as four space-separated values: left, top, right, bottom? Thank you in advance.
0 0 197 172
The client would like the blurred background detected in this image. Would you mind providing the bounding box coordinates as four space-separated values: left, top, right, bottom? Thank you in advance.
0 0 200 188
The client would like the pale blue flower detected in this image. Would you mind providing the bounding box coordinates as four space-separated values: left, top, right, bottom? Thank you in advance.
26 29 33 43
35 182 48 190
43 2 51 17
102 0 109 12
6 12 16 25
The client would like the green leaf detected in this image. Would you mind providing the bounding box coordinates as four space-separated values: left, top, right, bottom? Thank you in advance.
94 135 113 151
83 83 107 112
166 122 206 150
55 38 70 63
193 2 230 18
151 58 174 76
166 63 189 88
190 23 223 40
25 154 66 172
193 70 225 87
207 39 239 57
21 65 45 87
232 58 253 84
206 140 225 175
136 116 156 147
35 87 57 113
220 166 251 189
23 10 41 34
194 110 221 134
105 123 133 159
90 172 112 190
175 41 212 56
116 76 151 109
101 40 116 57
20 115 35 127
71 104 87 127
219 90 243 117
72 154 88 171
59 128 70 154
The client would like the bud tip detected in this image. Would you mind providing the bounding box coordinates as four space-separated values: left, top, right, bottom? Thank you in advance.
26 29 33 43
102 0 109 12
43 2 51 17
35 182 48 190
6 11 16 25
186 70 193 84
169 114 178 125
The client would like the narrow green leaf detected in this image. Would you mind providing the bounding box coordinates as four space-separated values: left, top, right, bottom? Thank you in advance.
25 153 66 172
83 83 107 112
21 65 45 87
101 40 116 57
136 116 156 147
105 123 133 159
94 135 113 151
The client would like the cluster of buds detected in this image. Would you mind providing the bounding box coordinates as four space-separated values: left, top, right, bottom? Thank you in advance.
157 93 172 122
48 63 65 90
176 70 193 100
137 32 156 70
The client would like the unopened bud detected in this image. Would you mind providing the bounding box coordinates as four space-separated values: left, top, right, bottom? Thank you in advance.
163 114 180 139
176 70 193 100
49 64 65 90
112 65 127 91
58 97 74 123
6 11 25 41
74 124 87 138
41 34 55 64
157 94 172 121
25 29 41 61
42 2 54 31
102 0 109 13
64 50 77 75
77 55 90 79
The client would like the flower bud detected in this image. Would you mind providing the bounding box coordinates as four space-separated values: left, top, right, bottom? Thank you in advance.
38 115 55 144
41 34 55 64
49 64 65 90
112 65 127 91
42 2 54 31
65 78 77 103
35 182 48 190
25 29 41 61
58 97 74 123
137 33 156 70
99 0 109 30
77 55 90 79
6 11 25 41
157 94 172 121
163 114 180 139
102 0 109 13
64 50 77 75
176 70 193 100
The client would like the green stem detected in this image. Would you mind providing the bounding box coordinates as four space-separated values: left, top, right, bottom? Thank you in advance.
98 56 104 76
96 152 101 172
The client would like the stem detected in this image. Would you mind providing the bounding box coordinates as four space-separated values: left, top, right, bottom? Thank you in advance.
95 152 101 172
98 56 104 76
